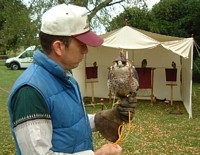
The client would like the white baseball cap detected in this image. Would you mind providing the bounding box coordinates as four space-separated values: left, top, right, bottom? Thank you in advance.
41 4 103 47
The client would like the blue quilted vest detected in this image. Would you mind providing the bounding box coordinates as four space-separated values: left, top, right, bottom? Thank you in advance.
7 50 93 154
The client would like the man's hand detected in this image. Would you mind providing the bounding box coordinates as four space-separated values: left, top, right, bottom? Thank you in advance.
95 144 122 155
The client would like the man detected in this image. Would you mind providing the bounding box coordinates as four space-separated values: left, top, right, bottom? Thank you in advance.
7 3 137 155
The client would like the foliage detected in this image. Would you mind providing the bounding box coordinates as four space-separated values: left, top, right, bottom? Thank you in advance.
0 0 38 53
107 7 150 32
0 65 200 154
150 0 200 39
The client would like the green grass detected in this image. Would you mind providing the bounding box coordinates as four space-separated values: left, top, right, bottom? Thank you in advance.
0 65 24 155
90 99 200 155
0 65 200 155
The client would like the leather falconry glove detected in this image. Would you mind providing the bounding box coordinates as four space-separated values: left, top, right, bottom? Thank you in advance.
118 93 137 122
94 93 137 142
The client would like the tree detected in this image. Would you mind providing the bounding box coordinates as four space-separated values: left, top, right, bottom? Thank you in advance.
106 7 150 32
26 0 146 33
0 0 38 54
150 0 200 39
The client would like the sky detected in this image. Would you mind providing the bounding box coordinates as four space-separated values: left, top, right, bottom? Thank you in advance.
146 0 160 9
22 0 160 34
23 0 160 9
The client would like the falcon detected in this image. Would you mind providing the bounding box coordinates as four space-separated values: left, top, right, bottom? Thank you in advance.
171 61 176 69
107 52 139 98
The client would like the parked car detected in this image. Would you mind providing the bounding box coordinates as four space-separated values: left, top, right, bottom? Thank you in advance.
5 46 36 70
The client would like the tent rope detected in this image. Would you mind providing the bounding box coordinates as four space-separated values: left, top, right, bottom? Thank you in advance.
194 41 200 57
194 62 200 74
193 41 200 74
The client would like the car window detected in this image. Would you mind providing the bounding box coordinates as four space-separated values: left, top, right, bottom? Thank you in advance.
19 52 27 58
27 50 34 57
19 50 34 58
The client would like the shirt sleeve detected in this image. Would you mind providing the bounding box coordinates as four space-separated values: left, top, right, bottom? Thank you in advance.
11 85 94 155
88 114 96 131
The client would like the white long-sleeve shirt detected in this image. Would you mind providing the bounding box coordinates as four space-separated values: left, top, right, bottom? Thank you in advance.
14 115 96 155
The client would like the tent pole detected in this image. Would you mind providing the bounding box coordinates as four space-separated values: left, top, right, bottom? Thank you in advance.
151 68 155 105
91 81 94 103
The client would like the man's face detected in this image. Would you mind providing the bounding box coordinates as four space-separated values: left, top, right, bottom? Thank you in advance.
60 37 88 71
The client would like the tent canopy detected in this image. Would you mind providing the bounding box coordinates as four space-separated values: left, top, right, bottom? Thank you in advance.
102 26 159 49
73 26 194 118
102 26 193 58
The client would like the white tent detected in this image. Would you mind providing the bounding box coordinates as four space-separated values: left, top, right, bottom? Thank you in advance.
73 26 194 118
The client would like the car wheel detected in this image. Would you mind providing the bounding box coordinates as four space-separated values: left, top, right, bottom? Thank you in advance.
11 62 19 70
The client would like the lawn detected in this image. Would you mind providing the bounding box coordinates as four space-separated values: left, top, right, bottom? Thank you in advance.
0 63 200 155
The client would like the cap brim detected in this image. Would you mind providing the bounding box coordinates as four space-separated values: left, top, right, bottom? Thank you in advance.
73 30 104 47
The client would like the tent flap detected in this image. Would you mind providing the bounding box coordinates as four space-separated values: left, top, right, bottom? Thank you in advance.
161 38 194 58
